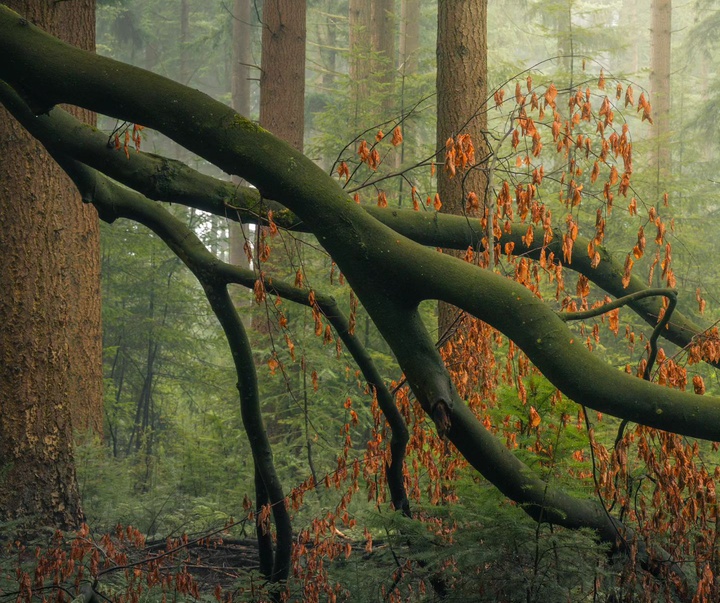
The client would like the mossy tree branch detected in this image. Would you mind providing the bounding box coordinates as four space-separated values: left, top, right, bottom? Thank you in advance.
10 98 712 372
0 7 713 588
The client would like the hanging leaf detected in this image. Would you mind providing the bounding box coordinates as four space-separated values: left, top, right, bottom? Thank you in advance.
529 406 541 429
391 126 403 146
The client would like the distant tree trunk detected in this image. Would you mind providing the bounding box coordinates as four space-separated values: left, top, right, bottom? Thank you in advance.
255 1 307 575
180 0 189 85
436 0 489 336
371 0 396 115
650 0 672 195
400 0 420 77
349 0 372 105
259 0 306 151
397 0 420 205
0 0 101 530
229 0 253 297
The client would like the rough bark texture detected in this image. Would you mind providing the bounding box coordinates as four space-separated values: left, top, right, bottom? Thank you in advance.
436 0 489 335
256 0 307 576
650 0 672 192
0 0 101 530
259 0 306 152
255 0 306 332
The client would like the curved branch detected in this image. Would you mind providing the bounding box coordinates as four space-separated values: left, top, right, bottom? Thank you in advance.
365 303 688 590
559 288 676 323
2 14 719 440
0 79 411 517
3 94 711 371
0 12 706 589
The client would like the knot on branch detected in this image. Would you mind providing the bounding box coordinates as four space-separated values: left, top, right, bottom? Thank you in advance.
431 399 452 440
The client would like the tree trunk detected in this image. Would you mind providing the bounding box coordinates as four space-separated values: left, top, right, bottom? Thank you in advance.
436 0 489 336
349 0 372 104
229 0 253 304
255 0 307 576
650 0 672 195
399 0 420 77
397 0 420 204
259 0 306 152
371 0 396 116
254 0 306 330
0 0 101 530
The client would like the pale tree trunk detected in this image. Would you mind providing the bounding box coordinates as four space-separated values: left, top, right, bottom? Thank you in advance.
0 0 101 530
229 0 253 306
623 0 640 74
400 0 420 77
349 0 396 125
436 0 489 336
650 0 672 195
180 0 190 85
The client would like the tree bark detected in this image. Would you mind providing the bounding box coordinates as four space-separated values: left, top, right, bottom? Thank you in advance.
0 0 101 530
259 0 306 152
436 0 489 335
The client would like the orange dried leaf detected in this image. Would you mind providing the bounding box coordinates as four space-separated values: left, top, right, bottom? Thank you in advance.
391 126 403 146
529 406 541 429
377 190 388 208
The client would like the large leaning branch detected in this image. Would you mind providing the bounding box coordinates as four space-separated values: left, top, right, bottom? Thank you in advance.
12 98 711 371
0 9 712 589
2 1 720 439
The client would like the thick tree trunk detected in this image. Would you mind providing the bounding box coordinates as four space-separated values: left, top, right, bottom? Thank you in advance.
0 0 101 530
436 0 489 336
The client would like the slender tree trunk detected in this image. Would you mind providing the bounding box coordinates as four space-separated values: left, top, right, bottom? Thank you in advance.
371 0 396 116
254 0 307 578
650 0 672 195
397 0 420 205
0 0 101 530
254 0 306 327
349 0 372 105
400 0 420 77
229 0 253 305
436 0 489 336
179 0 190 85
